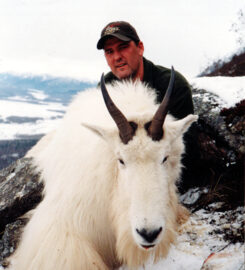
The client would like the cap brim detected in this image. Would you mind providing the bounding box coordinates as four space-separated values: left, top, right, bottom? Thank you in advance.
97 33 131 49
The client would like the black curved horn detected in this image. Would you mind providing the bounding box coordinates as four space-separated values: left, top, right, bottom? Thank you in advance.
147 66 175 141
100 74 137 144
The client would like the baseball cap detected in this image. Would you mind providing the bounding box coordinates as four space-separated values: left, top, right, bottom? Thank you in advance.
97 21 140 50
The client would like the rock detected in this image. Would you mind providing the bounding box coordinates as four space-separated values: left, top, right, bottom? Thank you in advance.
193 89 245 157
0 157 43 266
0 157 43 232
0 219 28 268
187 88 244 209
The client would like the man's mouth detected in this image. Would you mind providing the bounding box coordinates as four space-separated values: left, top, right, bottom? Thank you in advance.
116 63 127 68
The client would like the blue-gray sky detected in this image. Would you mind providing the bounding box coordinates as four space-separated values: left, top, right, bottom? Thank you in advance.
0 0 244 82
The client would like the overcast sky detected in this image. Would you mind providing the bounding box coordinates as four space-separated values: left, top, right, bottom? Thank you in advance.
0 0 244 82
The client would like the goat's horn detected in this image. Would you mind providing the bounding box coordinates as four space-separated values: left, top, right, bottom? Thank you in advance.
148 66 175 141
100 73 136 144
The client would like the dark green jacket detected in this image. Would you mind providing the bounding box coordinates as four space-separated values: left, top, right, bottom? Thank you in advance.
103 57 194 120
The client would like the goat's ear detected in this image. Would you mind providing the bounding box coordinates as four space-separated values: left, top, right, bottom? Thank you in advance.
81 123 111 141
167 114 198 138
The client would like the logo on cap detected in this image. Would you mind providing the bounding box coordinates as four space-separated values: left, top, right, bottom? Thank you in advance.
104 26 120 36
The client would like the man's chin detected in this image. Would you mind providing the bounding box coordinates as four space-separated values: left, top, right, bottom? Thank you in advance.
116 71 133 80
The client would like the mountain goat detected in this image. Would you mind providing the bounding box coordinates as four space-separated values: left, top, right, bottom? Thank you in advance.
8 68 197 270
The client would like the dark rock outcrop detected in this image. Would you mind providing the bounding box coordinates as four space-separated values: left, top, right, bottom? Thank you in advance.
188 88 244 209
0 158 43 232
0 219 28 268
0 158 43 266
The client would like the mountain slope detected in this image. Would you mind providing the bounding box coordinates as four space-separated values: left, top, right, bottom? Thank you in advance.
199 50 245 77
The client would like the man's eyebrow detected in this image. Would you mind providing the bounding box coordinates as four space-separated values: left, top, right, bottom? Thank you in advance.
119 41 130 46
104 41 130 51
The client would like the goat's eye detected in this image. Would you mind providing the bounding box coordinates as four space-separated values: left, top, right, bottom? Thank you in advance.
162 156 168 164
118 159 125 165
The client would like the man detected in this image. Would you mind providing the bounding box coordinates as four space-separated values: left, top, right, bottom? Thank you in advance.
97 21 194 120
97 21 199 191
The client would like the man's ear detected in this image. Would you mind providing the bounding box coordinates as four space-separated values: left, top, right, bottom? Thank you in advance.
137 41 144 56
81 123 112 142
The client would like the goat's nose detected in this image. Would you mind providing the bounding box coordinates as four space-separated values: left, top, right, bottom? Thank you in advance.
136 227 162 243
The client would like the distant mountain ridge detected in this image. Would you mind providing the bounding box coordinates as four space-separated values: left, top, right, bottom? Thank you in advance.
0 73 96 105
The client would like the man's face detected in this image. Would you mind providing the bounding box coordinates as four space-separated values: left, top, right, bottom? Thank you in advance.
103 37 144 80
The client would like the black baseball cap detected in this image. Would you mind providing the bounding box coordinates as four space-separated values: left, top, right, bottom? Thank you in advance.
97 21 140 50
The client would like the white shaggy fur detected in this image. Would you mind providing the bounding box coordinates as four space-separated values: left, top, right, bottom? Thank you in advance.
8 80 197 270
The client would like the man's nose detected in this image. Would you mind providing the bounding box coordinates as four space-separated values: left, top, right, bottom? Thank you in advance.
113 50 122 61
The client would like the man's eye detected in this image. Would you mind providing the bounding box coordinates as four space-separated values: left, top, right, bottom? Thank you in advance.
119 42 130 50
105 50 112 55
162 156 168 164
120 44 129 50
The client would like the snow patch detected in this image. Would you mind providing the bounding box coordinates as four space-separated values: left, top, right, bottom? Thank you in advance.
180 187 208 205
190 76 245 108
6 172 16 182
28 89 49 100
7 96 29 102
0 119 63 140
0 100 65 120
